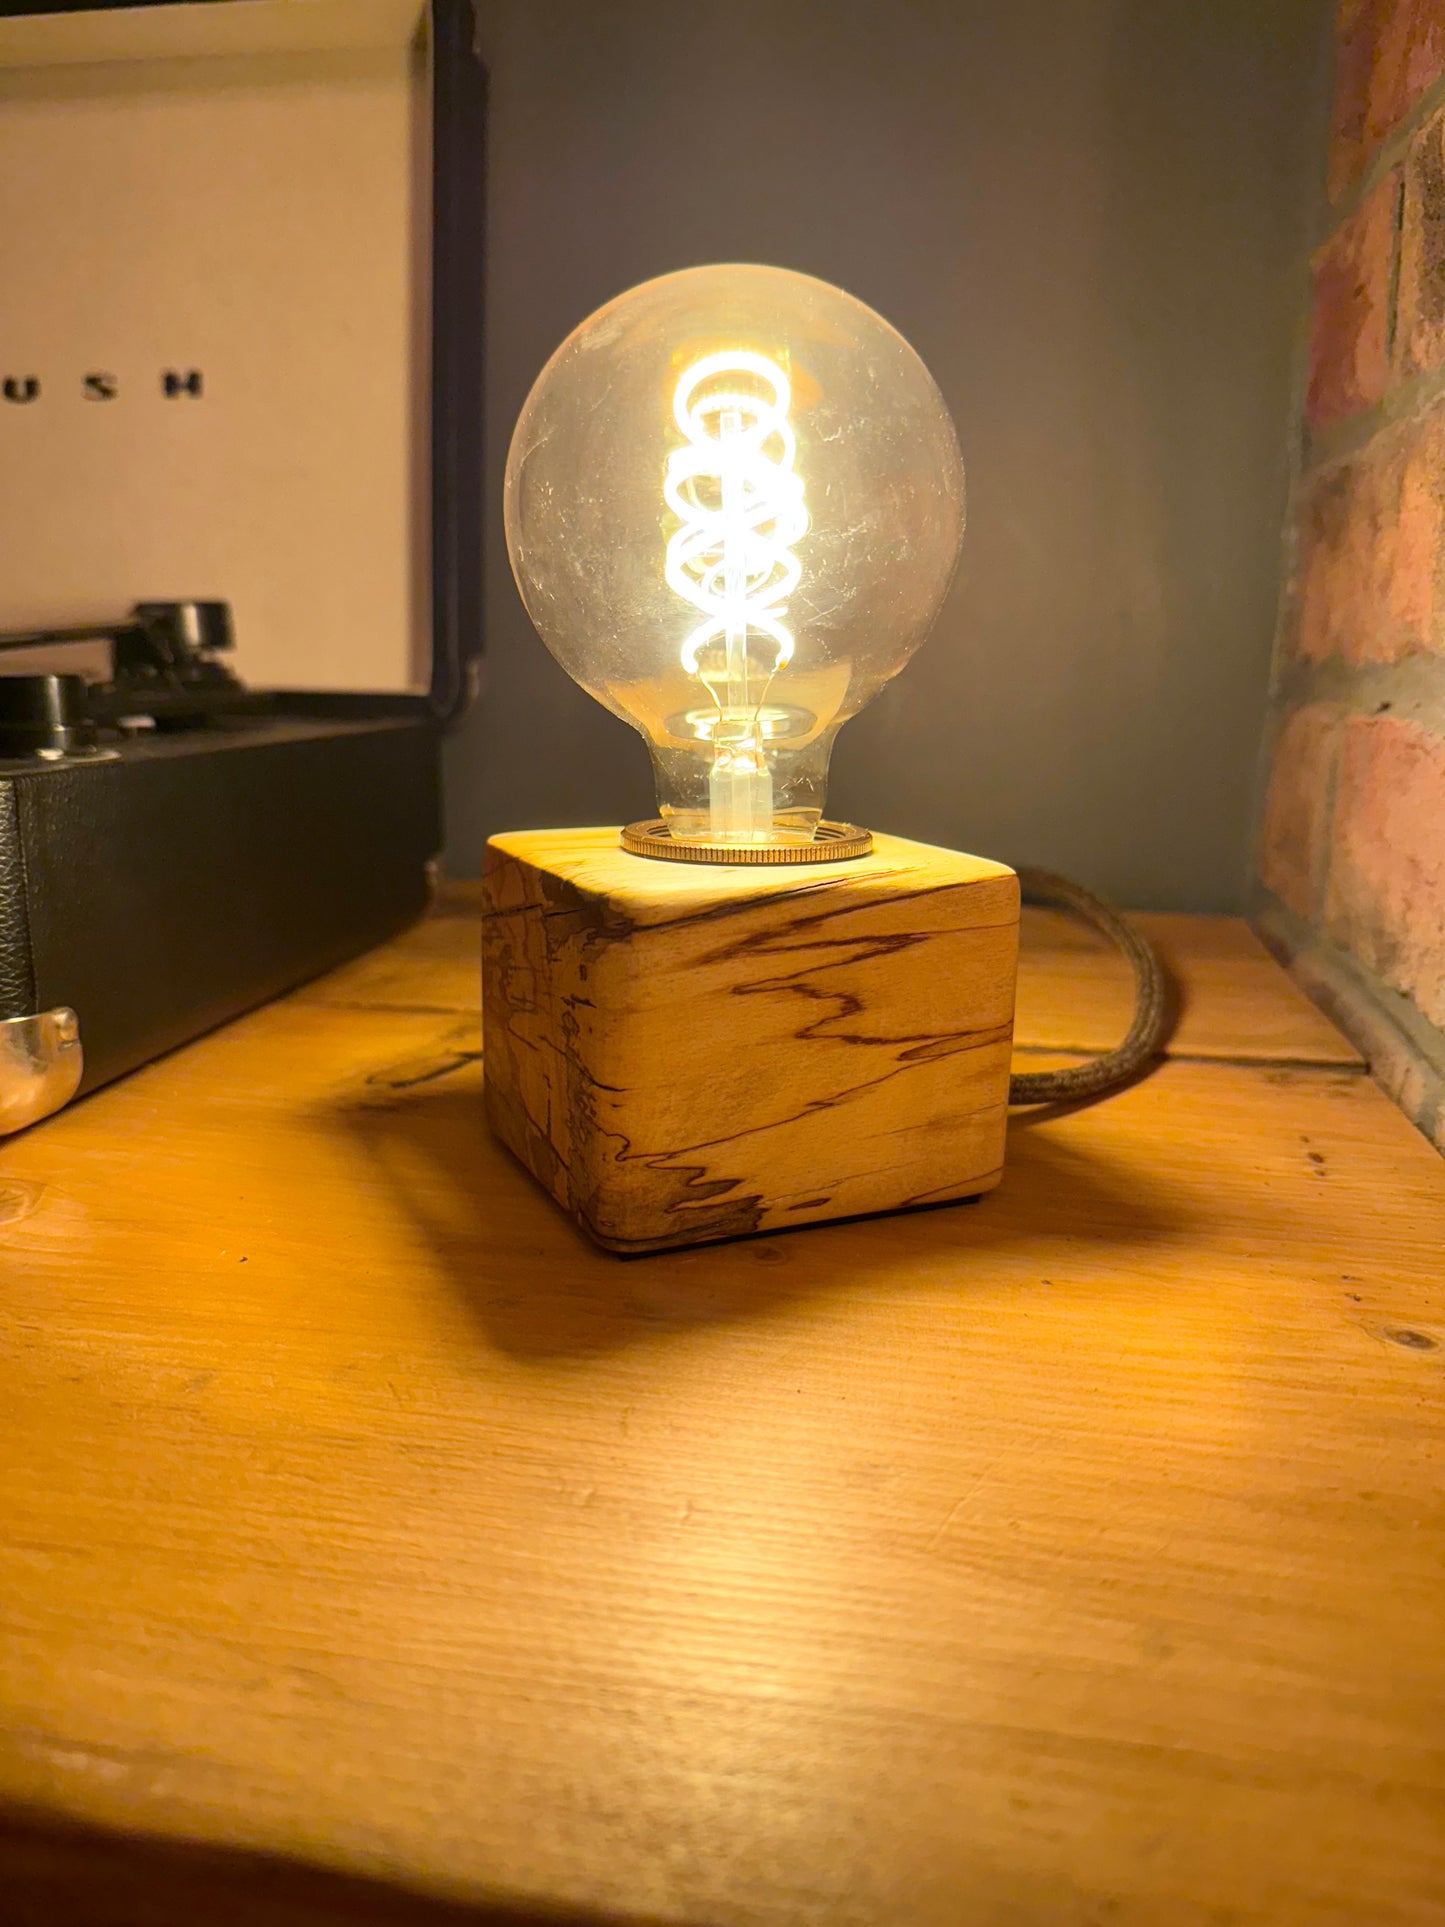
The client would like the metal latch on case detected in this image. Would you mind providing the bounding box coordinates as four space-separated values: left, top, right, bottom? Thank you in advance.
0 1009 83 1134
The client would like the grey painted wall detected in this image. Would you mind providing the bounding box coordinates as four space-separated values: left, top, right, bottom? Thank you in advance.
444 0 1332 911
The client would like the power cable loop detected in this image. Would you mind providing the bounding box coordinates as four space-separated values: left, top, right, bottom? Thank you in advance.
1007 867 1174 1107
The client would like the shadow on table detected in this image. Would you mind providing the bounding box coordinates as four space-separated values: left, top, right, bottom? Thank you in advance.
328 1038 1202 1362
0 1800 685 1927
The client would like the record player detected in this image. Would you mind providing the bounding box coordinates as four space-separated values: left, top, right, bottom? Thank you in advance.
0 0 485 1131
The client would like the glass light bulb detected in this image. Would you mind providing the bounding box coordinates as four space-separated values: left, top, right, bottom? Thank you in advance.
503 263 965 849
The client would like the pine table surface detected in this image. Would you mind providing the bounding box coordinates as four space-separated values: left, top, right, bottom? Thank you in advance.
2 888 1441 1927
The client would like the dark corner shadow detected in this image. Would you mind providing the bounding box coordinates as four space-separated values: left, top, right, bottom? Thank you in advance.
323 1044 1203 1364
0 1799 692 1927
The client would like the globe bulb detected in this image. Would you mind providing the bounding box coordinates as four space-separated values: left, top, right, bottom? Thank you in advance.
503 263 965 855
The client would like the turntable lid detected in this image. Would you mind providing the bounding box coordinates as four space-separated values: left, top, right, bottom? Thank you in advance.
0 0 483 714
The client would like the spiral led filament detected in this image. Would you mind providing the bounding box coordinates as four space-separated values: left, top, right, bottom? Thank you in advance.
663 350 809 842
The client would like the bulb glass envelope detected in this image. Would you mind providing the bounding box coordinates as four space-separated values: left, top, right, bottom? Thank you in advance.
503 263 965 849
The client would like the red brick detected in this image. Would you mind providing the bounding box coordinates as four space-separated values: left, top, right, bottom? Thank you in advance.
1327 716 1445 1025
1331 0 1382 193
1296 401 1445 662
1398 107 1445 371
1331 0 1445 196
1260 704 1345 920
1297 455 1389 660
1306 171 1400 430
1392 410 1445 646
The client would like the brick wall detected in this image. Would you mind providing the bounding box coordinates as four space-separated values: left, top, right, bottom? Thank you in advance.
1257 0 1445 1154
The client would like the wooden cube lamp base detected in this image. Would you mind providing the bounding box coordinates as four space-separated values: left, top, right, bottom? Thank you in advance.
481 828 1020 1254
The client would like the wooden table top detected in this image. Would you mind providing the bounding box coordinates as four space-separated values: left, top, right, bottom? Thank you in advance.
3 894 1442 1927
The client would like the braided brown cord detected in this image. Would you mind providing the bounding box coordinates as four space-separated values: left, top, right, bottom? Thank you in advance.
1007 868 1173 1107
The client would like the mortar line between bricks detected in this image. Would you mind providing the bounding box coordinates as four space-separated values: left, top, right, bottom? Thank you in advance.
1273 651 1445 726
1305 359 1445 471
1385 171 1405 365
1315 688 1344 929
1329 69 1445 235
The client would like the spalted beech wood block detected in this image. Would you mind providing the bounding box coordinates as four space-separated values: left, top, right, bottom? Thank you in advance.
481 828 1019 1253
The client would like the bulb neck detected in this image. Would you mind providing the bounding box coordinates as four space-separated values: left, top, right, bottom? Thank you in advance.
646 723 840 851
708 745 773 845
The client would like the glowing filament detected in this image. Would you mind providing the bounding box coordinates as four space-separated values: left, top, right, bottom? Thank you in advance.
663 350 808 700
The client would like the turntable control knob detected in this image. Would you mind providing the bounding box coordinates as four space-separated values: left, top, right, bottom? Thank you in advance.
0 674 99 759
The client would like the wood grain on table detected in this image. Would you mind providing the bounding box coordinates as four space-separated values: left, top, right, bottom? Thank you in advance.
1 897 1439 1927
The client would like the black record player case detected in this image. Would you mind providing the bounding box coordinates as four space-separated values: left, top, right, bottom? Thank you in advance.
0 0 485 1131
0 719 440 1102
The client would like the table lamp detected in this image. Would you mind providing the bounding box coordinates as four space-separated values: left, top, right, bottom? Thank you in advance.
482 264 1019 1253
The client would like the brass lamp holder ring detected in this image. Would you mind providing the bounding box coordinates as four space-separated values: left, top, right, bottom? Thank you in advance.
621 820 873 865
